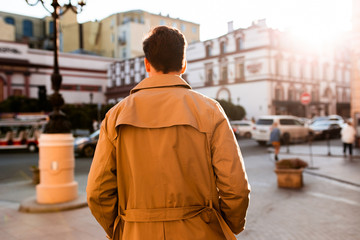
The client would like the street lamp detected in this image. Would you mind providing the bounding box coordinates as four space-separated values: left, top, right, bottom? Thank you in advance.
22 0 87 207
25 0 86 133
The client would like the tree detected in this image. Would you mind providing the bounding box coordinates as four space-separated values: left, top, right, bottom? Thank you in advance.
216 99 246 120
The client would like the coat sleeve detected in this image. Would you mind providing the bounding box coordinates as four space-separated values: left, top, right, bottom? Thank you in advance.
87 119 118 238
210 103 250 234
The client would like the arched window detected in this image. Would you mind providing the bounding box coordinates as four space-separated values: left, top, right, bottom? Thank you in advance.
237 38 243 51
23 20 33 37
220 41 226 55
5 17 15 25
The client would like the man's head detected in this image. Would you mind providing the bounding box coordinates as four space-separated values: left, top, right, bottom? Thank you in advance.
143 26 187 74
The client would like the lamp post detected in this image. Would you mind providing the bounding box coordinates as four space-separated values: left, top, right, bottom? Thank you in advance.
25 0 86 132
23 0 86 206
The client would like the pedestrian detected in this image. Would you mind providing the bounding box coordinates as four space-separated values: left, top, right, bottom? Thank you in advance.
92 119 99 131
270 122 281 161
87 26 250 240
341 121 356 158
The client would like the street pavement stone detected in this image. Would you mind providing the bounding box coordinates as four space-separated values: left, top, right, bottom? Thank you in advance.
0 140 359 240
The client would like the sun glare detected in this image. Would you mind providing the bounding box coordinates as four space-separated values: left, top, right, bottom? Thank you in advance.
270 0 352 47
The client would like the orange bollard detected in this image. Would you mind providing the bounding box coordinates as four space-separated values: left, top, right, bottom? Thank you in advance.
36 134 78 204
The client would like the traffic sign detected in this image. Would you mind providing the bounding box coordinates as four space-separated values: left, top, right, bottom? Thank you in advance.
300 92 311 105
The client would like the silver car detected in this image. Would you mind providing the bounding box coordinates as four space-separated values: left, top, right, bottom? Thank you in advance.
74 130 100 157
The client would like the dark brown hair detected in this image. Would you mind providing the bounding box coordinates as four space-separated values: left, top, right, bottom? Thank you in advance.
143 26 187 74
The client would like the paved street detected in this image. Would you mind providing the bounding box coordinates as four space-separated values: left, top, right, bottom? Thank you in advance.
0 139 359 239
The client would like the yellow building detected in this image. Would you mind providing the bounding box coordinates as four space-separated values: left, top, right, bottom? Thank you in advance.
0 17 15 41
81 10 200 59
0 11 44 48
0 10 199 60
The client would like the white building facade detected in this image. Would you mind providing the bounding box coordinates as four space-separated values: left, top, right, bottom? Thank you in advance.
0 40 114 106
186 20 352 120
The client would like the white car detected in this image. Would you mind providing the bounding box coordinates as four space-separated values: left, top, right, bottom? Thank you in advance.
252 115 313 145
230 120 254 139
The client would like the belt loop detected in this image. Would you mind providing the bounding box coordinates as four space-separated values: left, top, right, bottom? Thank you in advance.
208 200 213 208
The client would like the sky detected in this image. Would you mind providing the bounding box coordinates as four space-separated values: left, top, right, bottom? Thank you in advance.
0 0 353 42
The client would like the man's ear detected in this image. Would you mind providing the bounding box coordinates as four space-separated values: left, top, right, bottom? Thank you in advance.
181 60 187 74
144 58 151 73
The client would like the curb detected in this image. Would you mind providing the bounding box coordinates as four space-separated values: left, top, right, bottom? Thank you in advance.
304 170 360 188
18 193 88 213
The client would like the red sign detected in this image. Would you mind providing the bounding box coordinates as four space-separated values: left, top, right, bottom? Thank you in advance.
300 92 311 105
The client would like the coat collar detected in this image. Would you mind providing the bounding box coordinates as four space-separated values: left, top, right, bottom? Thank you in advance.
130 74 191 94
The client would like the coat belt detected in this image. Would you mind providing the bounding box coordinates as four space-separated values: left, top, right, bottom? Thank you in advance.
119 205 236 240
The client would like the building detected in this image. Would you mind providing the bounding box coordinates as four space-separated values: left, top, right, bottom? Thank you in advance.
106 56 147 103
0 40 113 105
0 10 77 52
0 10 200 61
185 20 352 120
81 10 200 59
0 11 46 49
351 0 360 144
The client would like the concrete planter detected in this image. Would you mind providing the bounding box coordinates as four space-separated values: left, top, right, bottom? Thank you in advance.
274 168 304 189
274 158 308 189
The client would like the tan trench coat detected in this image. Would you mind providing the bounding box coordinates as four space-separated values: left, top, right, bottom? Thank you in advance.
87 75 250 240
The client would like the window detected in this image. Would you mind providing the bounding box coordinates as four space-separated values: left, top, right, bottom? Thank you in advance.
279 119 295 125
237 38 243 51
275 86 283 100
180 24 186 32
311 89 319 102
205 63 213 86
220 42 226 55
172 22 177 28
160 20 166 25
5 17 15 25
235 57 245 82
279 119 301 126
192 26 197 33
206 68 213 85
23 20 33 37
288 87 296 101
221 65 228 84
49 21 54 35
205 45 212 57
256 119 273 125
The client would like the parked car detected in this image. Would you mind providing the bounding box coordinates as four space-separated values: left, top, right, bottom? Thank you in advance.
309 121 342 139
74 129 100 157
311 115 345 126
252 115 313 145
230 120 254 139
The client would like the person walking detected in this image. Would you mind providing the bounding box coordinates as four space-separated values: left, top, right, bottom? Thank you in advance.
86 26 250 240
270 122 281 161
341 121 356 158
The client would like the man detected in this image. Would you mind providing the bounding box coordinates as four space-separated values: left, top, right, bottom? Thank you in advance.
341 121 356 158
87 26 250 240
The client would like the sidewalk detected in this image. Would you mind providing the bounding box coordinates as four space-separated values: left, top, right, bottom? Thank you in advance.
275 142 360 187
0 142 359 239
